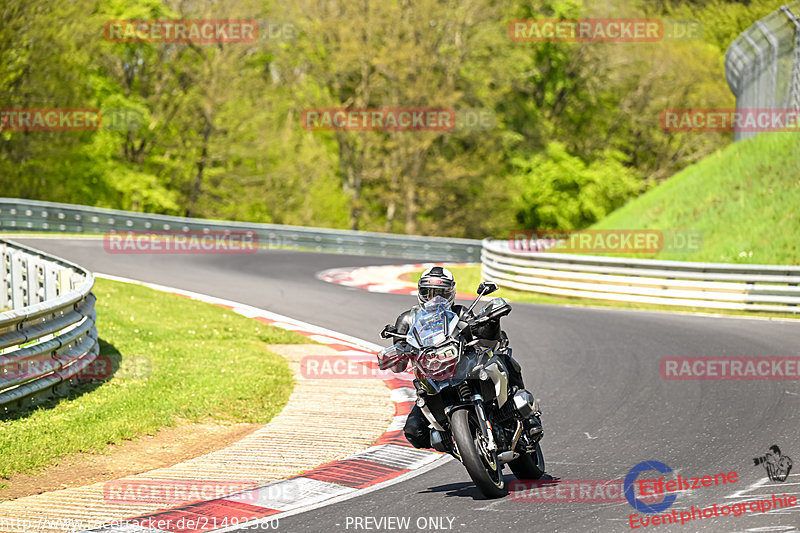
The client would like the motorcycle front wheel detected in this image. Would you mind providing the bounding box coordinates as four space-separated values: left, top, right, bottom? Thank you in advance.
450 409 507 498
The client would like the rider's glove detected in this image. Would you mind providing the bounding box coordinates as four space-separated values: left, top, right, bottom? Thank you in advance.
391 360 409 373
378 355 409 372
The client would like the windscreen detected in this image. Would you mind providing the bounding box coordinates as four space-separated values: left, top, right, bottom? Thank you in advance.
410 296 457 348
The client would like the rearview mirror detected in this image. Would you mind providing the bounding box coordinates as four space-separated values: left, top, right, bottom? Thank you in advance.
477 281 499 295
380 324 398 339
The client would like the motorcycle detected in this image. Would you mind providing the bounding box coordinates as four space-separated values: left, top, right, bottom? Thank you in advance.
378 281 545 498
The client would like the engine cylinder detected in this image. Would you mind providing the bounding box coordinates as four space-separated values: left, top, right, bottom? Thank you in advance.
430 429 452 452
512 389 536 419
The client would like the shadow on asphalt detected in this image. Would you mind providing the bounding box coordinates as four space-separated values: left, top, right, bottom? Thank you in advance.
422 472 562 501
420 481 486 500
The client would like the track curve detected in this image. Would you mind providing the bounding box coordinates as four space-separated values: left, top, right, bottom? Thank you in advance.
12 237 800 533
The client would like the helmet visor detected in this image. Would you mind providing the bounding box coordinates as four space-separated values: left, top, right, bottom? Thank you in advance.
419 286 453 302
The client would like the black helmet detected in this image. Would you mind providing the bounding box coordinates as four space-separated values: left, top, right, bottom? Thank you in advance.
417 266 456 306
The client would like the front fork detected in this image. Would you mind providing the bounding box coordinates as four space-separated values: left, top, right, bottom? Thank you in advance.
471 394 498 452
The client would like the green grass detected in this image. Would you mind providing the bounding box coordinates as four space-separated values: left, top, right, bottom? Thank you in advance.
592 132 800 265
0 278 305 479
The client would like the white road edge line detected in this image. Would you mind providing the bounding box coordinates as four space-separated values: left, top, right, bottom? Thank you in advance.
96 273 384 352
213 455 454 533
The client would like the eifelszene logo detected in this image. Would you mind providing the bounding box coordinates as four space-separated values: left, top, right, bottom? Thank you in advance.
624 461 678 514
753 445 793 482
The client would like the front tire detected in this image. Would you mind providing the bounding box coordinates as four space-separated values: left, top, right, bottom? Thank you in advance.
450 409 507 498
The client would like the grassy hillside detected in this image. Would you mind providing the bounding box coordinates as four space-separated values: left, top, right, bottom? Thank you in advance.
592 132 799 265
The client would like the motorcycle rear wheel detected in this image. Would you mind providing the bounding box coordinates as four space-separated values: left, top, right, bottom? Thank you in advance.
450 409 508 498
509 442 545 480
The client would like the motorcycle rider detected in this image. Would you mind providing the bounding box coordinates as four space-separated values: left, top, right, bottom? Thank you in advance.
384 266 543 450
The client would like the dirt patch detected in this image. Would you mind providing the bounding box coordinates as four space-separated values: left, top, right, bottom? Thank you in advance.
0 420 260 501
398 271 416 283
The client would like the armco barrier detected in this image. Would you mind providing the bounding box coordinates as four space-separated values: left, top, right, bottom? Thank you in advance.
482 239 800 313
0 239 98 413
0 198 481 262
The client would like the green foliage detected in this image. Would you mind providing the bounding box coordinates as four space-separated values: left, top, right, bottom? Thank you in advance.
512 143 642 229
0 0 781 238
664 0 780 54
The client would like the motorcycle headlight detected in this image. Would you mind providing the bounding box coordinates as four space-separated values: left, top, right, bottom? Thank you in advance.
418 343 460 378
437 344 458 360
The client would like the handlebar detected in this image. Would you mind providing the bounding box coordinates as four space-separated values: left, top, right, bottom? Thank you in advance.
380 324 406 339
468 304 511 326
381 300 510 340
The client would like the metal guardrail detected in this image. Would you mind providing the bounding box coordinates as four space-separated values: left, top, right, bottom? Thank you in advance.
0 240 98 413
725 1 800 141
481 240 800 313
0 198 481 262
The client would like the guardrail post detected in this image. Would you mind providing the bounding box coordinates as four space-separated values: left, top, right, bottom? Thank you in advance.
44 264 59 300
1 243 8 311
9 251 25 308
24 255 41 306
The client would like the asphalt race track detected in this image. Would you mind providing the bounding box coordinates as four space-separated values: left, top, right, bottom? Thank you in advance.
14 238 800 533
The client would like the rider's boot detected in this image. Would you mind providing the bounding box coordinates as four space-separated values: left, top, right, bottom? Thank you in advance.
525 413 543 442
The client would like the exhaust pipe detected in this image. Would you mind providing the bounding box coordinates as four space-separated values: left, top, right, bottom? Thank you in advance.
497 420 523 463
